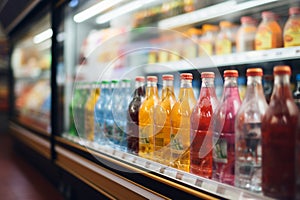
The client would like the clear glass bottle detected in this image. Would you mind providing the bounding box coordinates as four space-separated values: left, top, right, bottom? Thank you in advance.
236 16 257 52
153 74 176 165
284 7 300 47
261 65 299 199
190 72 219 178
215 21 237 55
212 70 242 185
127 76 145 154
139 76 159 160
170 73 196 172
235 68 268 192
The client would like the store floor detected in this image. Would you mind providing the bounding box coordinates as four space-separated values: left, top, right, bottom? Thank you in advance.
0 133 64 200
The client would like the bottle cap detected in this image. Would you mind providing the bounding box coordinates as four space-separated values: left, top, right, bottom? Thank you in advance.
240 16 257 24
289 7 300 15
246 68 263 77
122 79 131 83
296 74 300 81
147 76 158 82
224 70 238 77
101 80 110 84
111 80 119 84
162 74 174 80
262 11 276 19
135 76 145 82
274 65 291 75
180 73 193 80
201 72 215 78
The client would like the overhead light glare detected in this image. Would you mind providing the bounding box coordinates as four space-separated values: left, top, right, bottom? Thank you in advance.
73 0 125 23
33 29 53 44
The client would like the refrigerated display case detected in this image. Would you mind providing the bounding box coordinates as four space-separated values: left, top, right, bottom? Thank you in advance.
52 0 300 199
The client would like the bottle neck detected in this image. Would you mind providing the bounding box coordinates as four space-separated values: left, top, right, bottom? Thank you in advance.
201 77 215 88
224 77 238 88
146 81 158 97
134 81 145 97
244 76 264 101
180 79 192 88
272 74 293 100
163 80 174 88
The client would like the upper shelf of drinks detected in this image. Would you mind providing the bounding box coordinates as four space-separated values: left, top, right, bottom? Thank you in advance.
80 3 300 74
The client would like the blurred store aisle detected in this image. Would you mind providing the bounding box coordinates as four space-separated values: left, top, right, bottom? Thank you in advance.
0 133 63 200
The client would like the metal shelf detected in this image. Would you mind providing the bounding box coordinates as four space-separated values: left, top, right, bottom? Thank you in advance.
62 134 273 200
144 46 300 74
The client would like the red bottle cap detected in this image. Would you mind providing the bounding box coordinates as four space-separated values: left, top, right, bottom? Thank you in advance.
162 74 174 80
241 16 256 24
289 7 300 15
180 73 193 80
262 11 276 19
201 72 215 78
135 76 145 82
246 68 263 77
273 65 291 75
224 70 238 77
147 76 158 82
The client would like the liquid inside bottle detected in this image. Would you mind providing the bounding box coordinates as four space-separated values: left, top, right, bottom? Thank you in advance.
261 65 299 199
170 73 196 172
69 83 80 136
235 68 268 192
153 75 176 165
212 70 242 185
139 76 159 160
127 77 145 154
190 72 219 178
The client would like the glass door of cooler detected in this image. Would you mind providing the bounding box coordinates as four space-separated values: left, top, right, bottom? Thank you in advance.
11 13 52 135
56 0 300 199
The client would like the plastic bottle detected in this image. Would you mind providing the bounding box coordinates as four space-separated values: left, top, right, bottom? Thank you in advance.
212 70 242 185
255 11 282 50
215 21 237 55
153 75 176 165
84 82 100 141
261 65 299 199
198 24 219 57
236 16 257 52
94 81 110 145
294 74 300 109
127 76 145 154
170 73 196 172
69 83 80 136
190 72 219 178
284 7 300 47
139 76 159 159
235 68 268 192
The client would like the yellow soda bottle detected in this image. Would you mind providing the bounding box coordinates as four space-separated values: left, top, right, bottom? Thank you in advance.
84 82 100 141
170 73 196 172
139 76 159 160
153 75 176 165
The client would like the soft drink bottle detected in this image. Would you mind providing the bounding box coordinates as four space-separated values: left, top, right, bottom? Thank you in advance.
84 82 100 141
235 68 268 192
94 81 110 145
261 66 299 199
190 72 218 178
139 76 159 160
127 76 145 154
212 70 242 185
69 83 80 136
153 74 176 165
170 73 196 172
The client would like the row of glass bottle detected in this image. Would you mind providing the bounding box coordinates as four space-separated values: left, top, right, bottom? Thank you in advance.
70 66 299 199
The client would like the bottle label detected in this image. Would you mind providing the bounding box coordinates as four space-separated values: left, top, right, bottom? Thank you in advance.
139 124 154 154
215 39 232 55
199 42 213 56
255 27 272 50
284 27 300 47
84 109 94 141
213 132 235 164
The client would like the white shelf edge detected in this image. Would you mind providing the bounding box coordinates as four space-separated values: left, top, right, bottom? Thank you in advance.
144 47 300 74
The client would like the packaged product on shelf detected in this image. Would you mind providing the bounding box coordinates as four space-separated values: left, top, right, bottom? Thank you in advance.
212 70 242 185
158 36 170 63
237 77 246 100
198 24 218 57
113 79 131 150
139 76 159 160
294 74 300 109
84 82 100 141
127 76 145 154
190 72 219 178
262 74 274 104
215 21 238 55
236 16 257 52
169 35 182 62
235 68 268 192
261 65 299 199
170 73 196 172
255 11 283 50
182 28 201 59
153 75 176 165
94 81 110 145
69 84 80 136
284 7 300 47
